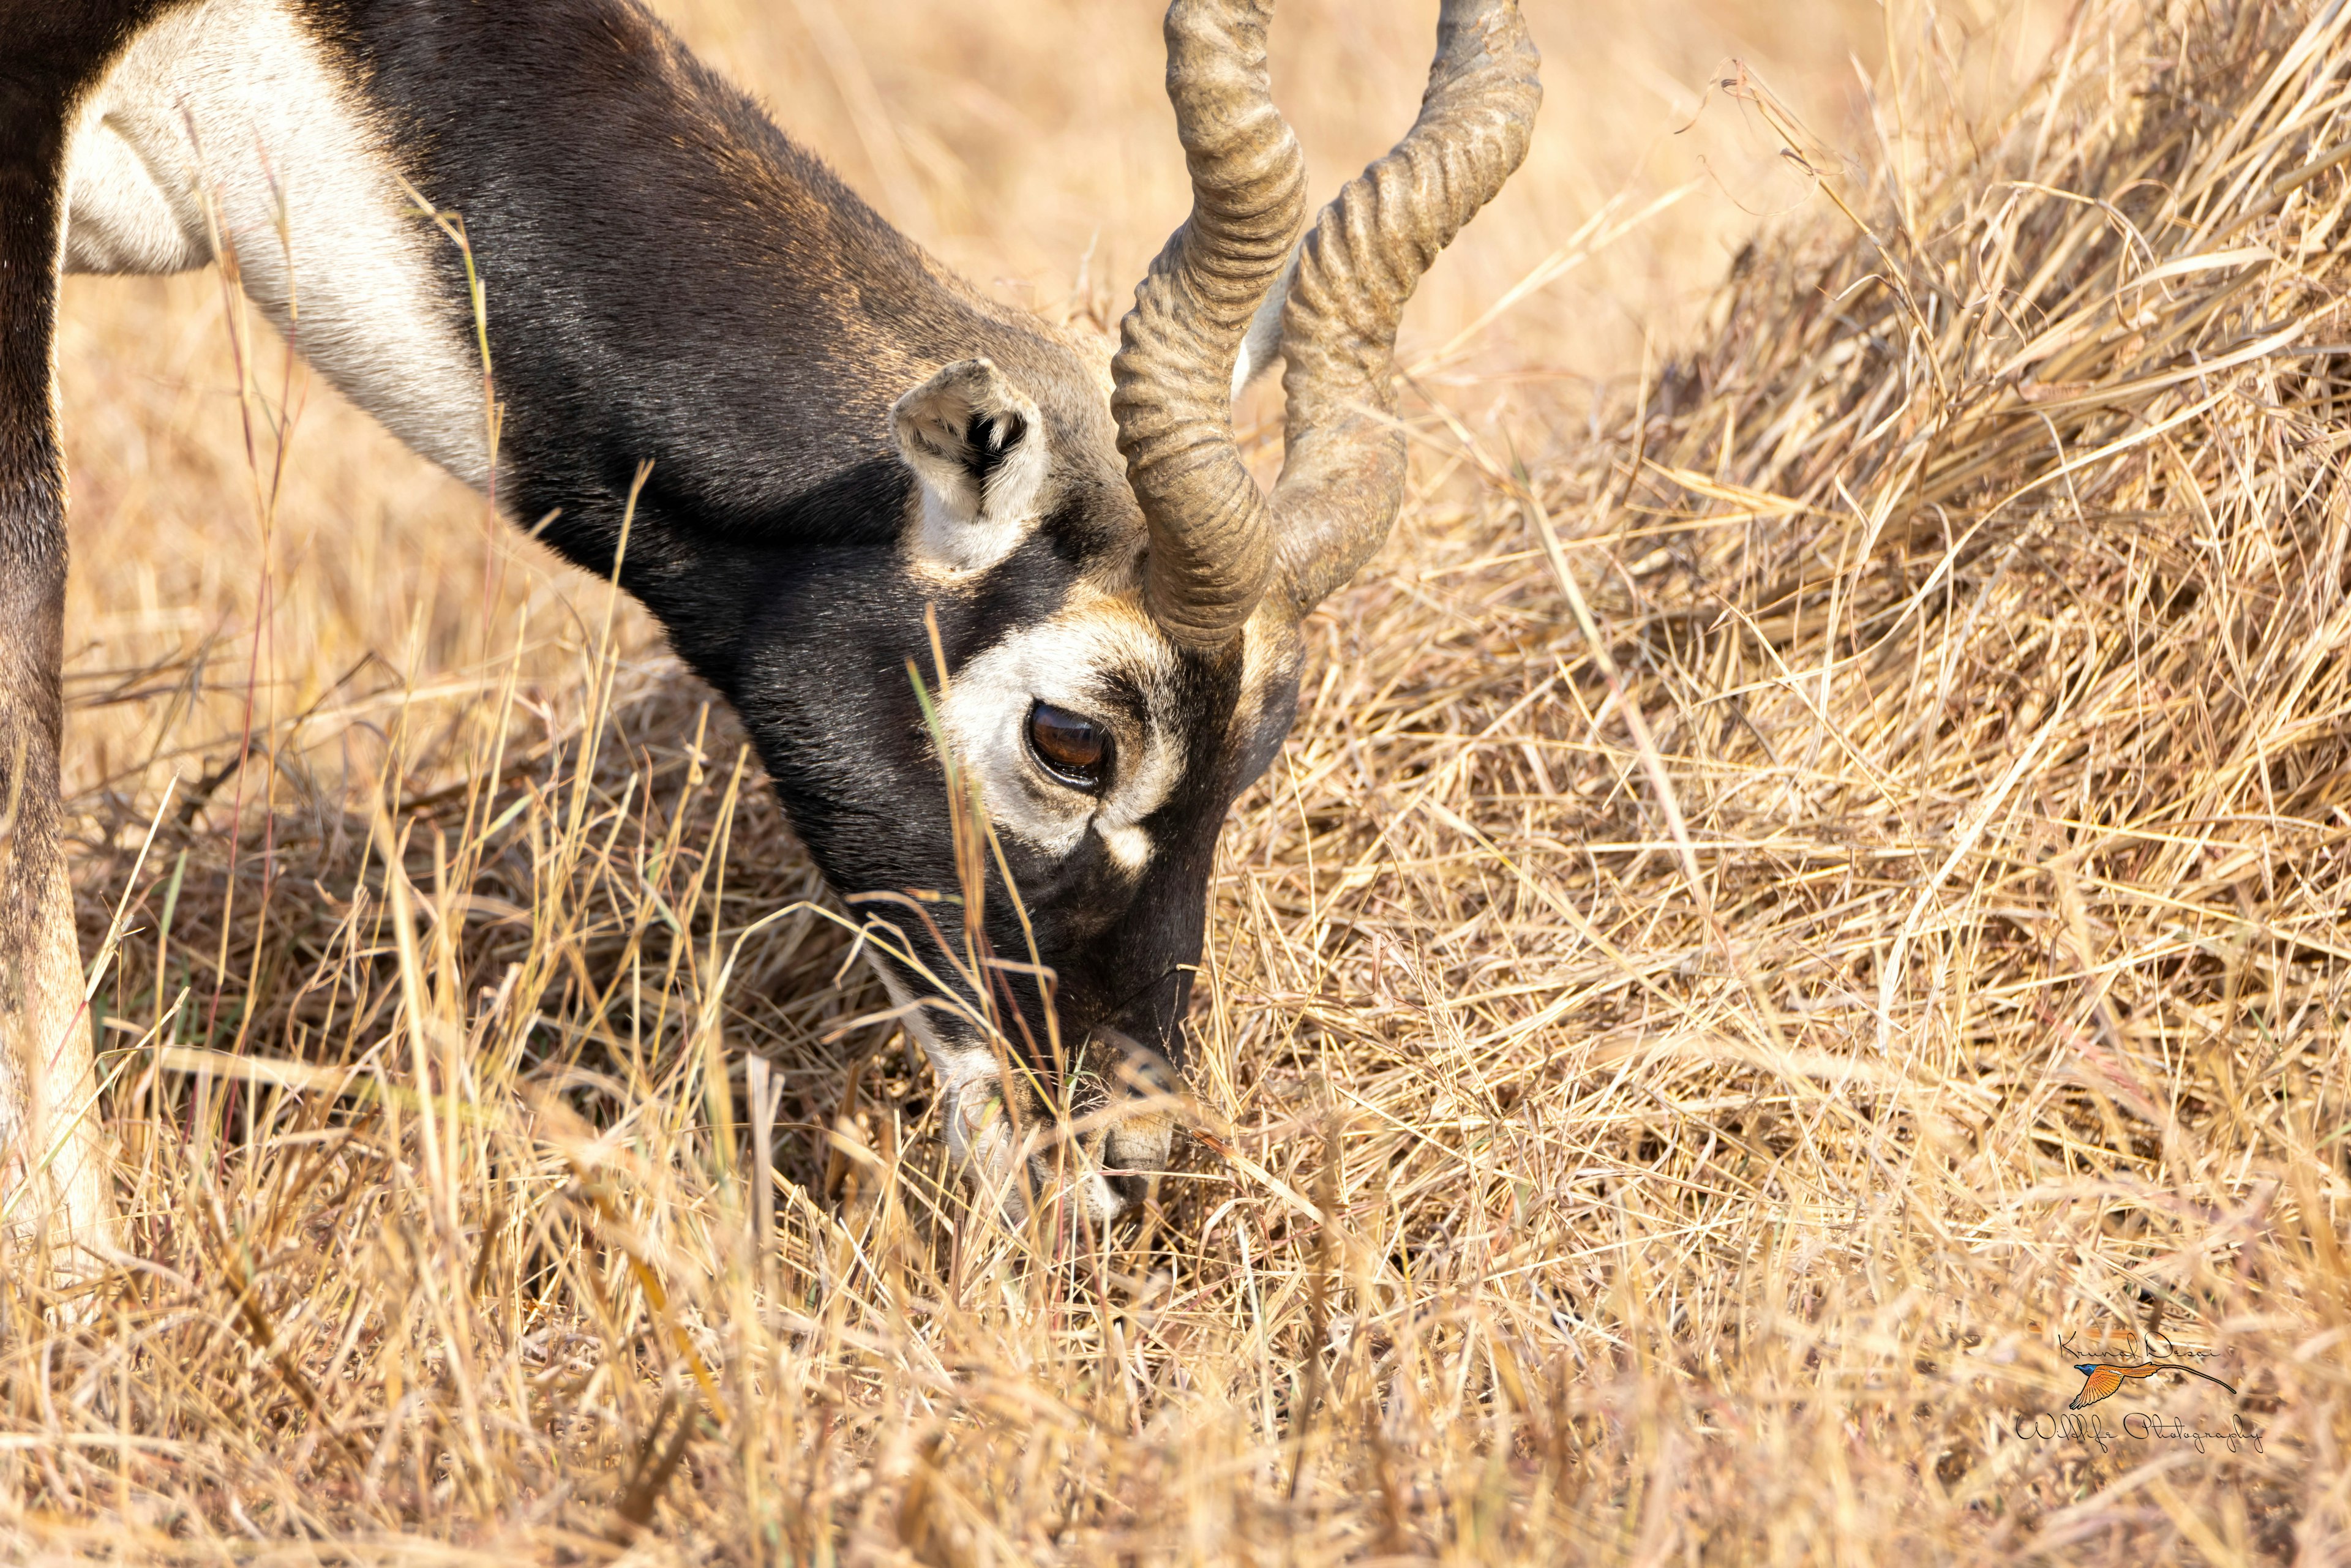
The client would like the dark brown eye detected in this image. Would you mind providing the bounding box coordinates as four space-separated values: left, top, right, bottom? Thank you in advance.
1027 702 1111 790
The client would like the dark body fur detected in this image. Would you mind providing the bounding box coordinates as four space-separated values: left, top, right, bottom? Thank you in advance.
297 0 1127 650
302 1 1273 1136
15 0 1297 1217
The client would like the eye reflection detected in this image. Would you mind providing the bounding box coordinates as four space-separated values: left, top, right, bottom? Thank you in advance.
1027 702 1111 790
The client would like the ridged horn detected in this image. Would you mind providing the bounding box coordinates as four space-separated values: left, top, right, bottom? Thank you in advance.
1111 0 1308 650
1269 0 1540 618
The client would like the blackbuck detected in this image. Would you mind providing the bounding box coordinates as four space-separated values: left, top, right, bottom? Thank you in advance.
0 0 1539 1245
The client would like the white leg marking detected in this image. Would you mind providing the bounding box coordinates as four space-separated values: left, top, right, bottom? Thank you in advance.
64 0 491 487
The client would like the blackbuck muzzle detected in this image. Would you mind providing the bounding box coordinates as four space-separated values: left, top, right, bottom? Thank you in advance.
3 0 1539 1250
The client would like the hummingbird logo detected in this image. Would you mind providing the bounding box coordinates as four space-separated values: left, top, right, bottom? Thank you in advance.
2069 1362 2238 1409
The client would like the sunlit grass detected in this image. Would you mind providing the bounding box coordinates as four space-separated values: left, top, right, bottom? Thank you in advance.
4 0 2345 1561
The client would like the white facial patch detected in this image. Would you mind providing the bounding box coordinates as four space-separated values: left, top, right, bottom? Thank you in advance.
891 358 1051 580
867 961 1006 1163
62 0 492 487
936 599 1185 875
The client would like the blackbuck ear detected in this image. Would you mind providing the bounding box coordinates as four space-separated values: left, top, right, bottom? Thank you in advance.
1228 249 1296 402
891 358 1049 574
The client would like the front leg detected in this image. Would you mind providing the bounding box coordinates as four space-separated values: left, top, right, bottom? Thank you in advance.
0 1 157 1275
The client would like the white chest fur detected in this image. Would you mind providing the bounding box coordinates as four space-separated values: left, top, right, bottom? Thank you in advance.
63 0 491 488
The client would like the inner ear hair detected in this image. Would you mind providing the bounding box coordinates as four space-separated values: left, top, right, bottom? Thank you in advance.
966 408 1028 490
892 357 1045 526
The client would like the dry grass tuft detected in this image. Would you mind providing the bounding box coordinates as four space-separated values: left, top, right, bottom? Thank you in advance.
7 0 2351 1561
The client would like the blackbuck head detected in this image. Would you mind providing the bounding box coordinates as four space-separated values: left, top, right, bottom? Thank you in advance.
735 0 1538 1225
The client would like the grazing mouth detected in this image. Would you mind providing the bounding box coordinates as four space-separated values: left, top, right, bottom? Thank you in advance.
870 944 1196 1226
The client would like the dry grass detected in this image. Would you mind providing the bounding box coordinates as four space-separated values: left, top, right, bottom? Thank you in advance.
7 0 2351 1561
